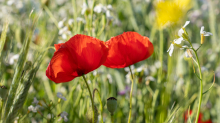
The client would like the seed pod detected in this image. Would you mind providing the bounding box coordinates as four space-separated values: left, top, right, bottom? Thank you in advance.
107 97 117 115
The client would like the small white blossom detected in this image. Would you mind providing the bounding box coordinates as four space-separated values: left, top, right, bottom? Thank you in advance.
178 21 190 37
107 74 113 83
32 97 39 105
59 112 68 122
58 18 66 28
76 17 86 23
59 26 68 35
94 4 106 13
200 26 213 36
174 37 184 44
167 43 174 56
9 54 19 65
145 76 156 82
68 19 74 25
57 92 66 101
28 105 38 113
47 114 52 119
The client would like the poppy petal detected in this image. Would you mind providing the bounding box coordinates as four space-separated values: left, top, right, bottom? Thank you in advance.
64 34 109 74
46 45 77 83
46 34 108 83
54 43 64 51
103 32 154 68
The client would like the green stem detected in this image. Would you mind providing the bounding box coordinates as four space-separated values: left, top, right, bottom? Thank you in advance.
151 29 163 122
192 49 203 123
111 114 114 123
128 66 134 123
82 75 95 123
93 89 103 123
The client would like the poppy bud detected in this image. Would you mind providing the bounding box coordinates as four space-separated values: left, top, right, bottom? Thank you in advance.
107 97 117 115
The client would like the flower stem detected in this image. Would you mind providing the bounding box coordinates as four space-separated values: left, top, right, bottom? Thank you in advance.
128 66 134 123
82 75 95 123
93 89 103 123
111 114 114 123
192 49 203 123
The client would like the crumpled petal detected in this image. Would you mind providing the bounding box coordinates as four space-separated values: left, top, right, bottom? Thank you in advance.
103 32 154 68
46 34 109 83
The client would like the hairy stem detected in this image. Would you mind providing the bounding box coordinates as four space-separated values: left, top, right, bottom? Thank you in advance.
128 66 134 123
82 75 95 123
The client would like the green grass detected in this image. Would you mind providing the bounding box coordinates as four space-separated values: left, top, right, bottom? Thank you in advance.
0 0 220 123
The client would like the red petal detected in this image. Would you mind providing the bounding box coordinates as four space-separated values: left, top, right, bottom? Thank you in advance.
46 34 109 83
64 34 109 74
54 43 64 51
46 45 77 83
103 32 154 68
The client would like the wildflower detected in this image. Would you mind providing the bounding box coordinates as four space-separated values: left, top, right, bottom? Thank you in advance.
76 17 86 23
68 19 74 25
167 43 174 56
28 105 38 113
118 86 130 95
200 26 213 44
178 21 190 37
58 112 68 122
47 114 52 119
167 21 190 56
57 92 66 101
46 34 109 83
94 4 106 13
9 54 19 65
155 0 191 28
93 4 113 19
107 74 113 83
103 32 154 68
58 18 66 28
184 110 212 123
32 97 39 105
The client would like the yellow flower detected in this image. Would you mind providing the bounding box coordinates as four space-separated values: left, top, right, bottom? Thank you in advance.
155 0 192 29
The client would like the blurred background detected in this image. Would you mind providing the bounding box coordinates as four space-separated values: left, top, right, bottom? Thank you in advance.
0 0 220 122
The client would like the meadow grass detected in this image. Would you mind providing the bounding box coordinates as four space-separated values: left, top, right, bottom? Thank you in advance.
0 0 220 123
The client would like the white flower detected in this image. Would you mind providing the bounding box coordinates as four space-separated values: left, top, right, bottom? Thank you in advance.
58 18 66 28
167 43 174 56
47 114 52 119
107 74 113 83
59 112 68 122
32 97 39 105
68 19 74 25
81 3 88 15
94 4 106 13
9 54 19 65
57 92 66 101
107 5 113 10
174 37 184 44
200 26 213 36
76 17 86 23
28 105 38 113
145 76 156 82
178 21 190 37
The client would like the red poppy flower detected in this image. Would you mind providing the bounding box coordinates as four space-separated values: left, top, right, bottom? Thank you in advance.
103 32 154 68
184 110 212 123
46 34 109 83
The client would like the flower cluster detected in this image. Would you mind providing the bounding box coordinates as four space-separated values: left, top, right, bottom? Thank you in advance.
46 32 154 83
167 21 212 56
